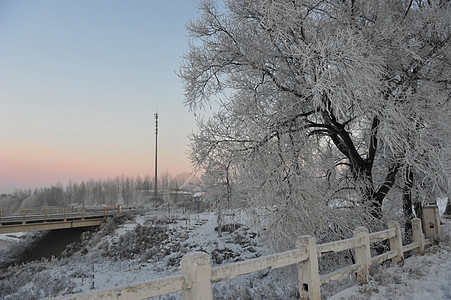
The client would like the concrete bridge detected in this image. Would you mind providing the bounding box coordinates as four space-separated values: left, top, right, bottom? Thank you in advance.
0 205 121 234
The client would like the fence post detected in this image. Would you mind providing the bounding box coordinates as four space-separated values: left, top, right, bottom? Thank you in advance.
180 252 213 300
412 218 425 255
353 227 371 284
296 236 321 300
422 205 440 240
388 221 404 265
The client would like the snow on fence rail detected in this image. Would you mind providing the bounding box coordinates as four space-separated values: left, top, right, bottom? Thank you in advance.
60 216 440 300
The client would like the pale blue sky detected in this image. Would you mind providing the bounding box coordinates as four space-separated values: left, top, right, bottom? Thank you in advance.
0 0 204 193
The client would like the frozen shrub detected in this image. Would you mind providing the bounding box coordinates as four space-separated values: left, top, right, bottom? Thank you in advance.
61 230 93 258
62 211 135 258
211 247 239 264
403 265 426 279
104 224 168 260
357 279 380 295
102 211 134 235
213 270 298 300
373 271 402 286
0 261 75 299
155 214 169 224
0 281 15 297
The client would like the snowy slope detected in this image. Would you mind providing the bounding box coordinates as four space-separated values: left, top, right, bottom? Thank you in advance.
331 217 451 300
0 207 450 299
0 209 285 299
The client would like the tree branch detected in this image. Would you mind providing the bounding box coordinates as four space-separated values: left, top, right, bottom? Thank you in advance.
367 116 379 168
375 164 400 205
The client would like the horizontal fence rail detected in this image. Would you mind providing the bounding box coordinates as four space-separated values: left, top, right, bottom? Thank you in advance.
59 215 440 300
369 227 396 243
320 263 361 285
317 236 361 255
371 250 398 266
211 248 308 282
61 274 187 300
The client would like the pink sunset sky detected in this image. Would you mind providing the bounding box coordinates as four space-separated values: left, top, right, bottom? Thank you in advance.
0 0 204 193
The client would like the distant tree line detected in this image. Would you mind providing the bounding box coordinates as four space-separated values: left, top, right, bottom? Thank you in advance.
0 173 197 209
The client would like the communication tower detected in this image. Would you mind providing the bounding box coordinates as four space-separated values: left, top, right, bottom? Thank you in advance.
154 112 158 201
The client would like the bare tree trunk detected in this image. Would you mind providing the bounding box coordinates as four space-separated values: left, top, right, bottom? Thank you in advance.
402 166 414 236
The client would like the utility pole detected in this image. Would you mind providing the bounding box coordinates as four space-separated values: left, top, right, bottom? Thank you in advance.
154 112 158 201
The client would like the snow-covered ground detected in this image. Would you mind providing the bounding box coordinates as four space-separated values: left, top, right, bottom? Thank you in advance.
331 218 451 300
330 199 451 299
0 204 450 299
0 209 283 299
0 232 26 250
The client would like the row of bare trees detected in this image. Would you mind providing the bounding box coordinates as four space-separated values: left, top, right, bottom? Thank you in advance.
1 173 196 209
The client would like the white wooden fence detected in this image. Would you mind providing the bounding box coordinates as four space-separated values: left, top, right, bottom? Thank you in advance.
61 217 439 300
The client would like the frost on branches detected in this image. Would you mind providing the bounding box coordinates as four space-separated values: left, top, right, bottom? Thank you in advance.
179 0 451 249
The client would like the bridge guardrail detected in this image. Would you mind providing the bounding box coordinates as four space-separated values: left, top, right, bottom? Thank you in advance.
0 205 121 225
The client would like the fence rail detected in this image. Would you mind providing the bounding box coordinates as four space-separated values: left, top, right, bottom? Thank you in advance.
369 227 396 243
59 214 441 300
317 236 361 255
211 247 308 282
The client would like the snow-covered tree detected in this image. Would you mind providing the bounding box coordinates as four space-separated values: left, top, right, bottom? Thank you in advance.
180 0 450 245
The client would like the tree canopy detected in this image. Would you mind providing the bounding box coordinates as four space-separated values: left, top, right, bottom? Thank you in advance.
180 0 450 247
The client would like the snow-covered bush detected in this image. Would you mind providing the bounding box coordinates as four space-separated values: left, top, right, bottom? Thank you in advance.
103 224 168 261
0 261 76 299
101 210 134 235
213 269 299 300
61 210 134 258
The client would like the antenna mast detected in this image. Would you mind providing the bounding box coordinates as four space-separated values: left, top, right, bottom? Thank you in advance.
154 112 158 201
